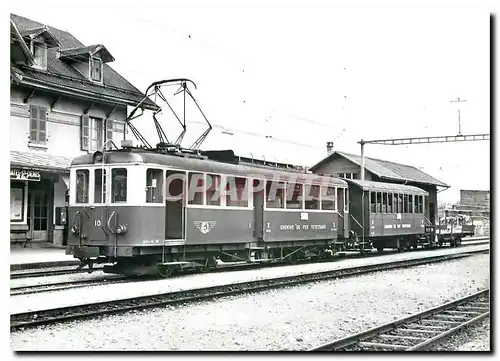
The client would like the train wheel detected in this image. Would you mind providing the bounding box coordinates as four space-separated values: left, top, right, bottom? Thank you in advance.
157 265 175 278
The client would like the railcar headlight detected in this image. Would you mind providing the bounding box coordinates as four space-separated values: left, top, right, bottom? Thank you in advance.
116 224 127 235
93 151 104 164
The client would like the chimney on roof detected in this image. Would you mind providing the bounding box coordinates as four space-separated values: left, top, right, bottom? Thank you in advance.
326 141 334 156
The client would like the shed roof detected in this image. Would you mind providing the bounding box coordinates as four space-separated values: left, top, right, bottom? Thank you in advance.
345 179 429 196
11 150 72 173
311 150 448 188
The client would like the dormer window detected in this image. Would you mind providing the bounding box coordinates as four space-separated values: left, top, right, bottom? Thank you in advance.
33 43 47 69
90 57 102 82
20 26 59 71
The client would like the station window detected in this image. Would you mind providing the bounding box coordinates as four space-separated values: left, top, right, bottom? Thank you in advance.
370 192 376 213
382 192 388 213
408 194 413 214
146 168 163 203
226 176 248 207
266 180 285 209
94 169 107 204
76 169 89 203
286 183 303 209
188 172 204 205
376 192 382 213
111 168 127 203
387 193 393 213
206 174 221 206
304 184 321 210
398 194 403 214
320 186 335 210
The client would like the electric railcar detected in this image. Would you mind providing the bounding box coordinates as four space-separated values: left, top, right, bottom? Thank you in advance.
66 146 350 276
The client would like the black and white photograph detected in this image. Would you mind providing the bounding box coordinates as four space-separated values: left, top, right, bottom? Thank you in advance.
7 0 493 353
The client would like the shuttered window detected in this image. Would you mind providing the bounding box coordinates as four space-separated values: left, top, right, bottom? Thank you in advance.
29 105 47 144
81 116 112 152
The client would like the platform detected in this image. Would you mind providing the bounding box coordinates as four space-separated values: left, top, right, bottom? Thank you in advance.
10 245 78 271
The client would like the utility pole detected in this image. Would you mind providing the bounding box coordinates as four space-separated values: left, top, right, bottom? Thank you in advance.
450 97 467 136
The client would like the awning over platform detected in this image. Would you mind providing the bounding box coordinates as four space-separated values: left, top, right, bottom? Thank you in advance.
10 150 72 174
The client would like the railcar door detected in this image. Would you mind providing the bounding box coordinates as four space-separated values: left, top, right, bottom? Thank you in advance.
336 187 345 239
165 170 186 240
253 179 265 240
87 165 112 246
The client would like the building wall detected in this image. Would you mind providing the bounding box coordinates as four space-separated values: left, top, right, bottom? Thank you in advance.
313 155 373 180
460 190 490 208
10 85 127 156
10 84 128 244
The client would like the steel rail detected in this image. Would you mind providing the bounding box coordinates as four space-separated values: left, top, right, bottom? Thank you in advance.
10 249 487 332
309 289 489 351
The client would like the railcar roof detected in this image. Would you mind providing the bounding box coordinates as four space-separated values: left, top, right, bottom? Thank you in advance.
71 150 348 186
345 179 429 196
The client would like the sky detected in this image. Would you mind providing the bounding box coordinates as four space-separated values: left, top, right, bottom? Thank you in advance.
7 0 494 203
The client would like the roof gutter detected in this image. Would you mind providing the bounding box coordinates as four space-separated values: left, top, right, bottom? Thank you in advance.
20 78 158 111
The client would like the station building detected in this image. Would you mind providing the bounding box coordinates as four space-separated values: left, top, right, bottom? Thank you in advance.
310 144 449 228
10 14 157 246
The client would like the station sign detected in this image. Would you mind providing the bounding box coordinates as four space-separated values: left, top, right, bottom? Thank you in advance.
10 168 41 182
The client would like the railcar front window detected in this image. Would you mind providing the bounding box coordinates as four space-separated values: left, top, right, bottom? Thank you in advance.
320 186 335 210
111 168 127 203
226 177 248 207
94 169 106 204
76 170 89 203
266 181 284 209
304 184 320 210
287 183 304 209
403 194 409 213
370 192 376 213
414 195 419 213
398 194 403 213
419 195 424 213
206 174 221 206
387 193 393 213
146 168 163 203
408 195 413 214
344 188 348 212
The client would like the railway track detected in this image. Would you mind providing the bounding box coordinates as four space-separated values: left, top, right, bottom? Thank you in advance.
309 289 490 351
10 248 487 332
10 238 489 280
10 276 131 296
10 266 105 279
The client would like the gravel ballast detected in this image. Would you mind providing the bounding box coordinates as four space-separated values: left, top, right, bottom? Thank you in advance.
422 318 490 351
10 253 489 351
10 244 488 315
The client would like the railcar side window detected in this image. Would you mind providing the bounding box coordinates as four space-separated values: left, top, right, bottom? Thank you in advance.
370 192 376 213
94 169 107 203
419 195 424 213
206 174 221 206
111 168 127 203
393 193 398 213
76 169 89 203
387 193 393 213
404 194 410 213
382 192 388 213
398 194 403 214
344 188 348 212
408 195 413 214
376 192 382 213
225 176 248 207
414 195 419 213
304 184 321 210
266 181 285 209
146 168 163 203
287 183 303 209
188 172 204 205
320 186 335 210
